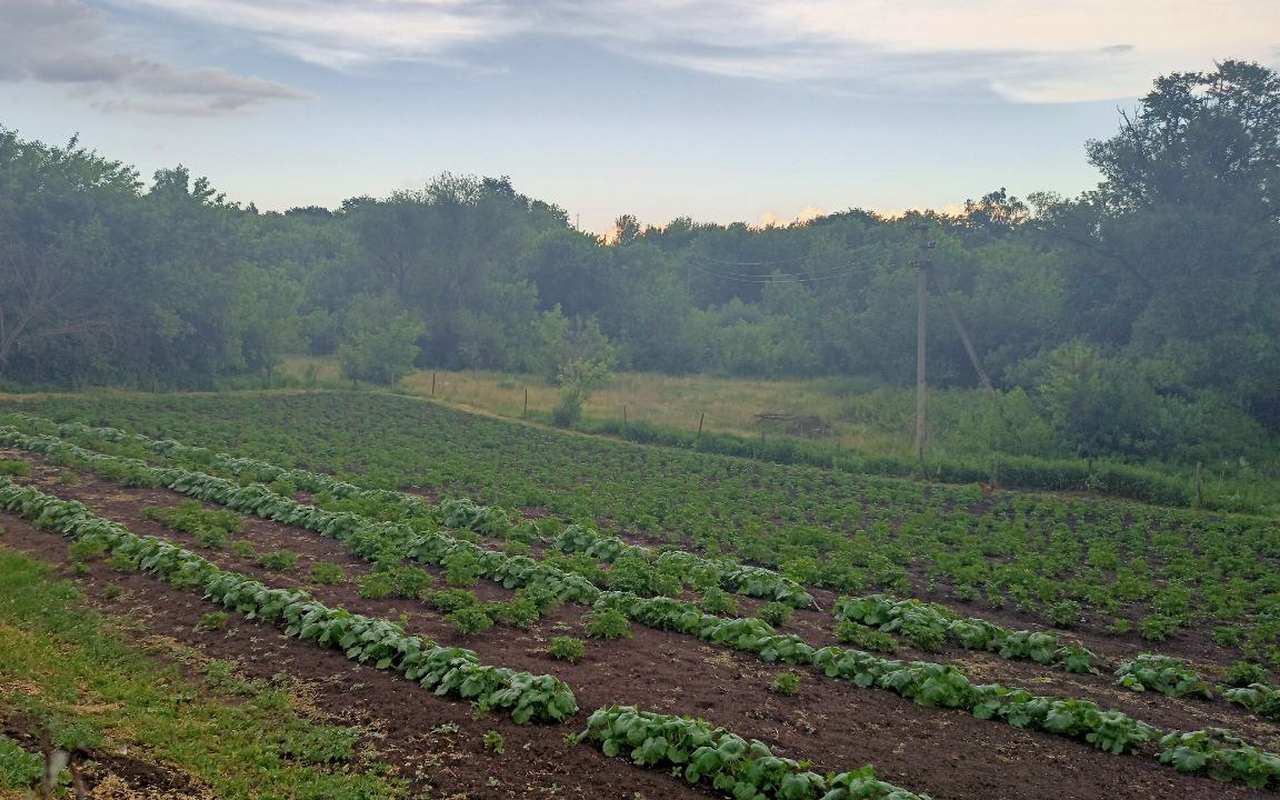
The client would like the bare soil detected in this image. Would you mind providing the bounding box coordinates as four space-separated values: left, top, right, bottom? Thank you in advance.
0 451 1272 800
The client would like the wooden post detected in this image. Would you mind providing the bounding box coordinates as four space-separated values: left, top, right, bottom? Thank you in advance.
914 254 929 465
523 387 529 418
431 371 436 396
696 412 705 443
1194 461 1204 508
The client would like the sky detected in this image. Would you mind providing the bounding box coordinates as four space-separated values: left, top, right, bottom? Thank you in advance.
3 1 1278 233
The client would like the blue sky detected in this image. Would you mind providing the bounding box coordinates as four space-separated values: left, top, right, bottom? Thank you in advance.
3 1 1278 232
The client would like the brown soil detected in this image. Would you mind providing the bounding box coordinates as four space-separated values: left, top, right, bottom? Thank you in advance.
0 453 1272 799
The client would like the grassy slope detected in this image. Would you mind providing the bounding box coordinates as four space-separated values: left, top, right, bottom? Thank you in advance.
0 540 404 799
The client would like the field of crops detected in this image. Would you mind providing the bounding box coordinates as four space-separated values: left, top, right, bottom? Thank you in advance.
1 390 1279 799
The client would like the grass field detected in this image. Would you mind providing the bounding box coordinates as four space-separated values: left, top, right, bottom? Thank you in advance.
0 539 404 799
2 390 1280 798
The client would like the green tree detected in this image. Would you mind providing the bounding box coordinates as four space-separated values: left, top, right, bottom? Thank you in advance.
338 294 424 385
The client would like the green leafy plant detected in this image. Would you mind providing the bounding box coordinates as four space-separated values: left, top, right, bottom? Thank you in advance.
197 611 230 631
755 601 793 628
1223 661 1268 688
482 730 505 754
547 636 586 663
1115 654 1213 699
0 459 31 477
258 549 299 572
834 621 898 653
771 671 801 696
584 607 632 640
447 605 494 636
308 561 346 585
698 587 738 616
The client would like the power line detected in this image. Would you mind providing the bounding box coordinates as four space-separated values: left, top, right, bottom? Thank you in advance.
685 261 859 284
685 251 814 268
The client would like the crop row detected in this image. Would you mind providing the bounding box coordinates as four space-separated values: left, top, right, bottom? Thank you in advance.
0 477 579 724
6 426 1280 788
575 705 928 800
6 393 1277 666
833 594 1098 672
7 414 814 608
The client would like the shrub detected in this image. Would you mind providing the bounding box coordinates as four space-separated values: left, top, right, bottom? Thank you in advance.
308 561 346 585
547 636 586 663
699 587 738 616
1048 600 1081 629
834 620 898 653
338 294 424 385
489 597 540 629
1213 625 1243 647
482 730 505 754
230 541 257 560
1139 614 1180 642
771 671 801 696
444 551 482 587
258 550 299 572
551 393 583 428
447 605 494 636
584 607 632 640
429 589 479 612
1223 661 1269 688
196 611 230 631
144 501 242 547
68 537 109 562
0 460 31 477
756 602 793 628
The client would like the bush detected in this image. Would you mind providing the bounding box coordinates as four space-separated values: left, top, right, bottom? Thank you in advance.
337 294 424 386
835 620 898 653
0 460 31 477
1048 600 1081 629
309 562 346 585
447 605 494 636
771 671 801 695
698 587 738 616
429 589 478 612
755 601 793 628
196 611 230 631
551 392 584 428
584 607 632 640
258 550 299 571
445 551 482 587
1139 614 1180 642
1223 661 1269 688
547 636 586 663
487 597 540 629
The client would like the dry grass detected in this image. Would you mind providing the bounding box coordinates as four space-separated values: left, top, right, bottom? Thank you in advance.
395 367 909 454
277 356 918 454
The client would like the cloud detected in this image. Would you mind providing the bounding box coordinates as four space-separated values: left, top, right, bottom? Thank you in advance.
0 0 306 115
99 0 1280 103
756 206 827 228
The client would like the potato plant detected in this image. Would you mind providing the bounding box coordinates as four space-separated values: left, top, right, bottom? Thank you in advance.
576 705 930 800
0 477 578 725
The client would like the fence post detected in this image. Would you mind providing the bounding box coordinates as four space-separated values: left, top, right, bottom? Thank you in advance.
523 387 529 418
1194 461 1204 508
696 412 705 444
431 371 436 396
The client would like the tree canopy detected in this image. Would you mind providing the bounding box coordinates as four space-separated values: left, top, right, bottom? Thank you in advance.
2 60 1277 463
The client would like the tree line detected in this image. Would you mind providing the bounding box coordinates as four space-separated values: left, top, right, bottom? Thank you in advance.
2 61 1277 465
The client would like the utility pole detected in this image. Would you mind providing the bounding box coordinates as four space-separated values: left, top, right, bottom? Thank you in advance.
914 230 934 465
